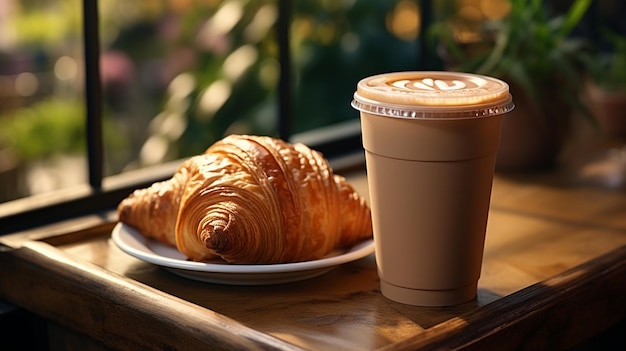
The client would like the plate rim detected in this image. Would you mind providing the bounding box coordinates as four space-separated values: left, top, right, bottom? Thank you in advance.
111 222 374 274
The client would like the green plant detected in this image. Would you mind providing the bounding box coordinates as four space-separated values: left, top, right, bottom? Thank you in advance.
430 0 592 116
0 98 85 161
584 29 626 93
0 98 127 164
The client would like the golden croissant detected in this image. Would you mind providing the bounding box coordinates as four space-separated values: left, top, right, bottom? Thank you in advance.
117 135 372 264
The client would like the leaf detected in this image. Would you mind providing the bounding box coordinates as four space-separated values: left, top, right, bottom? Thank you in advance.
476 24 510 75
507 60 540 106
556 0 592 39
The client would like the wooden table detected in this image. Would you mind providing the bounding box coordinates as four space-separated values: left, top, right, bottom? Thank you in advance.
1 142 625 350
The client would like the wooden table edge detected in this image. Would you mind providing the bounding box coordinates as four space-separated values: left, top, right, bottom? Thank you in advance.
0 240 306 351
1 218 624 350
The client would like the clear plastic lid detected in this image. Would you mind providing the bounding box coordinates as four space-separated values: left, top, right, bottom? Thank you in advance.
352 71 514 120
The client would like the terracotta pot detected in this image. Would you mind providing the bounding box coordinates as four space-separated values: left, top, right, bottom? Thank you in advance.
586 81 626 139
495 82 571 172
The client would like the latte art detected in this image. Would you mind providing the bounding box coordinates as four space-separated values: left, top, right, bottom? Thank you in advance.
391 77 487 92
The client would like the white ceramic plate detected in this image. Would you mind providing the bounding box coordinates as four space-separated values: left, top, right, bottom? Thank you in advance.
111 222 374 285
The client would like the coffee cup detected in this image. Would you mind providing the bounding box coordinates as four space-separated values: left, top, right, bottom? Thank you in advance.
352 71 514 306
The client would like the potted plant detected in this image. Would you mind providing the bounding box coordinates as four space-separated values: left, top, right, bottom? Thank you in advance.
430 0 593 171
583 29 626 139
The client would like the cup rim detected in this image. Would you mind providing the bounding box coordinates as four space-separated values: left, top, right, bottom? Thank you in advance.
352 71 515 120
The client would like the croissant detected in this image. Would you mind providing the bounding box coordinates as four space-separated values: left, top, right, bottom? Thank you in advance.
117 135 372 264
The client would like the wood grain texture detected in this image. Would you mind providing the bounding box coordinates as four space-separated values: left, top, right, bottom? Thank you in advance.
0 241 303 351
378 245 626 350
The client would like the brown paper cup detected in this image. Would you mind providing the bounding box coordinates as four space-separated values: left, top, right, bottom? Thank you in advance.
352 71 514 306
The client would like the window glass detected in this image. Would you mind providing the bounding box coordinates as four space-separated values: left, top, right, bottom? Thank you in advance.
0 0 422 204
0 0 87 202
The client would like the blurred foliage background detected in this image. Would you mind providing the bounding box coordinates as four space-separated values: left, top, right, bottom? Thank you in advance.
0 0 422 201
1 0 624 201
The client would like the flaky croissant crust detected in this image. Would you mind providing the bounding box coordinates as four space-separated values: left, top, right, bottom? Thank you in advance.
118 135 372 264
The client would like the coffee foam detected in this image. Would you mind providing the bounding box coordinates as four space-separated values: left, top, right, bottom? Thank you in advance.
352 71 514 119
